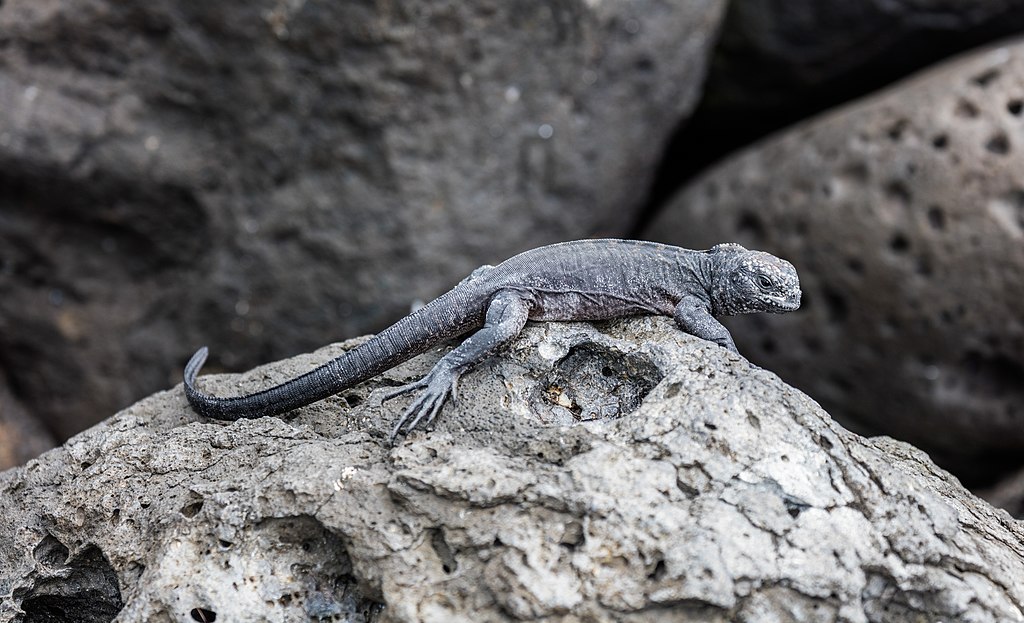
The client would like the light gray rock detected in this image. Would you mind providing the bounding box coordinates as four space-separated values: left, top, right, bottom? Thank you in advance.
2 318 1023 622
645 40 1024 471
0 0 726 439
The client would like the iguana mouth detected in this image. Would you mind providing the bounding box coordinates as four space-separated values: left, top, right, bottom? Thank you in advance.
769 291 802 312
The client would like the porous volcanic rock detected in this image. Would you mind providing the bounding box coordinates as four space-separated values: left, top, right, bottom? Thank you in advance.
0 0 725 440
2 318 1023 622
646 40 1024 472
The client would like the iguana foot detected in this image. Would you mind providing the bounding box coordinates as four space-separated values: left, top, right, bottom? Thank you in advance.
382 367 459 441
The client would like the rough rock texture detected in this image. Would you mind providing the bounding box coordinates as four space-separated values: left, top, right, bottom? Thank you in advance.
645 40 1024 473
3 318 1024 622
0 0 725 440
644 0 1024 212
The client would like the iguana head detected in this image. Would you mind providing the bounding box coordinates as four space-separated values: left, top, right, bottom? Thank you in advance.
708 243 802 316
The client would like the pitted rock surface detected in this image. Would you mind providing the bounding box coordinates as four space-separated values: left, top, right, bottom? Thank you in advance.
647 40 1024 470
2 318 1023 622
0 0 726 440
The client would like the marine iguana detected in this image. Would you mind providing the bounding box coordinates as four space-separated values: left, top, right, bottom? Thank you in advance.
184 239 801 439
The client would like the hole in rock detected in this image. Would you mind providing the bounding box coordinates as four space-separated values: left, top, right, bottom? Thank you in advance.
430 529 458 574
971 68 1001 87
190 608 217 622
540 343 663 423
1009 99 1023 116
985 133 1011 155
180 500 204 518
32 535 69 567
931 134 948 150
883 180 912 206
954 99 979 118
19 545 123 623
343 393 363 407
886 119 908 141
889 233 910 254
649 559 667 581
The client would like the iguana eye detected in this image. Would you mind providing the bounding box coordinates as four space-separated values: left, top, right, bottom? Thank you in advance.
756 275 772 289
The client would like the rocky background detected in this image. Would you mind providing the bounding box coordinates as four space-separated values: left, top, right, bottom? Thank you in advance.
4 0 1024 620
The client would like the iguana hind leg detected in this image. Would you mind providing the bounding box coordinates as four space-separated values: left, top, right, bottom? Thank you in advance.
385 290 531 440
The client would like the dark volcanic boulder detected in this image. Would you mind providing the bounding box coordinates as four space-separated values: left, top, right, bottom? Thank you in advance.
0 0 725 440
646 40 1024 473
2 318 1024 621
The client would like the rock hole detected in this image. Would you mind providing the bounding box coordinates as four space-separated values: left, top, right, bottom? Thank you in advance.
886 119 908 141
676 479 700 498
985 133 1011 155
648 559 668 581
971 67 1001 87
703 421 717 431
883 180 912 206
821 286 849 323
736 211 765 239
541 343 663 423
931 134 948 150
343 394 363 407
180 500 204 518
33 535 69 567
954 99 979 118
889 233 910 254
926 205 946 230
784 498 809 518
746 411 761 430
430 529 458 574
663 382 681 399
190 608 217 622
218 539 233 549
560 521 585 548
19 545 123 623
1008 99 1023 116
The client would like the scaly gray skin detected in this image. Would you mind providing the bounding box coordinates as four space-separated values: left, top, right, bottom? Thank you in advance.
184 239 801 439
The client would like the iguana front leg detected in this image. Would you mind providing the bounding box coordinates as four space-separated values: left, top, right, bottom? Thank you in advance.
384 290 531 440
673 298 739 354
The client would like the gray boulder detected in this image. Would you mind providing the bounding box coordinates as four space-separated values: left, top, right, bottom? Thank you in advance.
0 0 725 440
2 318 1023 622
645 39 1024 471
